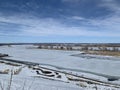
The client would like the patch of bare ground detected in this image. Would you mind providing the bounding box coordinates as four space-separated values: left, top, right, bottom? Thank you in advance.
84 50 120 56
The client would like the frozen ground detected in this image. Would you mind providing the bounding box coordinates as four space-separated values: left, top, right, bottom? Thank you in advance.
0 75 82 90
0 45 120 90
0 60 119 90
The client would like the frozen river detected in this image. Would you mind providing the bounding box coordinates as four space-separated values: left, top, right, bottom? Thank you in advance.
0 45 120 78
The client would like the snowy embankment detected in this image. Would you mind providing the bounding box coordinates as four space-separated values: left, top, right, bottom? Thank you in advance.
0 60 82 90
0 58 120 90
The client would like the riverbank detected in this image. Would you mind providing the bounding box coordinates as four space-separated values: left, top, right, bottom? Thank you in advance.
0 58 120 90
83 50 120 57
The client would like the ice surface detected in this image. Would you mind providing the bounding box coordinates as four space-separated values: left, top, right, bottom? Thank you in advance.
0 45 120 90
0 45 120 77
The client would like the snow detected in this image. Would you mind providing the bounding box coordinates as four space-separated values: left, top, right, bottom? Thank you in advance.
0 75 82 90
0 45 120 90
0 45 120 77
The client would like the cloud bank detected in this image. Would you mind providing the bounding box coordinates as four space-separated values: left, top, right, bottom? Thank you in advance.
0 0 120 42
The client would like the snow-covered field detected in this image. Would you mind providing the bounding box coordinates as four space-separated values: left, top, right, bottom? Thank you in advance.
0 45 120 90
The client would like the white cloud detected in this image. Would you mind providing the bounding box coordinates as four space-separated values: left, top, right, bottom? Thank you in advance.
0 12 120 37
86 14 120 33
71 16 85 20
100 0 120 13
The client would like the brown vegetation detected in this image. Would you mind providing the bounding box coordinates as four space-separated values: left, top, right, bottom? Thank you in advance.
84 50 120 56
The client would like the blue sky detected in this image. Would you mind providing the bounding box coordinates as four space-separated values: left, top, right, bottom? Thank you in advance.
0 0 120 43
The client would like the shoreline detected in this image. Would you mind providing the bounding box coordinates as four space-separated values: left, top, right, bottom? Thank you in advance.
83 50 120 57
0 57 120 89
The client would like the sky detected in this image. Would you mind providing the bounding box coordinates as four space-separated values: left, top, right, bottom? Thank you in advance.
0 0 120 43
